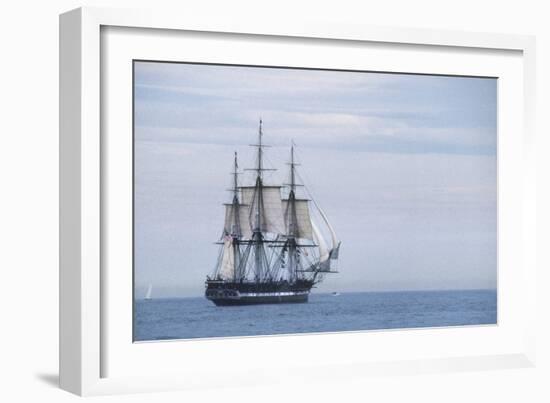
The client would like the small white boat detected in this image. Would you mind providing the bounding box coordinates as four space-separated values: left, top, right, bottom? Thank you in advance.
145 284 153 300
331 292 340 296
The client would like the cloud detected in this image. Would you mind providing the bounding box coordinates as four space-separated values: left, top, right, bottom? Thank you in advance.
134 61 496 155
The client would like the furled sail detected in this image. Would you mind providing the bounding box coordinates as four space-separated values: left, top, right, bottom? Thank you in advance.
224 203 252 239
240 185 285 235
218 237 235 280
282 198 313 240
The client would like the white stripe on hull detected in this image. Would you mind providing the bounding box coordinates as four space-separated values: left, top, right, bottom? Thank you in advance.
205 289 310 301
238 291 309 297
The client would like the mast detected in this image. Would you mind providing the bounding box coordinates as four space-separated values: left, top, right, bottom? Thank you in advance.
253 119 265 281
231 151 240 280
255 119 264 230
231 152 241 237
290 142 296 194
286 142 299 281
232 152 239 201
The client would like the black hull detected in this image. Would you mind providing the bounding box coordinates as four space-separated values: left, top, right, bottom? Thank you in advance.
205 279 313 306
211 293 308 306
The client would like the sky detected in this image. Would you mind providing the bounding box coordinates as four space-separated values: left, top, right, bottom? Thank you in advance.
133 61 497 298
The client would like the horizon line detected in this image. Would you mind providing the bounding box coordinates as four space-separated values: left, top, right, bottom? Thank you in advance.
134 287 498 300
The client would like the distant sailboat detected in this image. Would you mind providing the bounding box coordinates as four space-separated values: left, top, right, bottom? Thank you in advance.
144 284 153 300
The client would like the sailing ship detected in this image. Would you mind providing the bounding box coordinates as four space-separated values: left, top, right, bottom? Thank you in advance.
205 120 341 306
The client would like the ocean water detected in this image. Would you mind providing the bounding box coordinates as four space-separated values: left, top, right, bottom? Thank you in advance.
134 289 497 341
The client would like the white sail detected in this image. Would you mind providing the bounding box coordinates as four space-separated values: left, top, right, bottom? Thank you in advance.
317 204 340 256
241 186 285 235
218 237 235 280
282 199 313 240
224 203 252 239
311 219 329 262
145 284 152 300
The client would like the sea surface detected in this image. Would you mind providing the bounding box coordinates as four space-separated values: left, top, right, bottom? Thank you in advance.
134 289 497 341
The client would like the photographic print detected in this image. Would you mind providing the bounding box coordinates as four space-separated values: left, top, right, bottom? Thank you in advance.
133 61 497 341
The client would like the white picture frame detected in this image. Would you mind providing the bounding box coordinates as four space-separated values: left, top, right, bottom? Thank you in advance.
59 6 537 396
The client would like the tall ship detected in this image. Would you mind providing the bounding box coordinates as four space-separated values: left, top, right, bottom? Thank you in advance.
205 120 341 306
